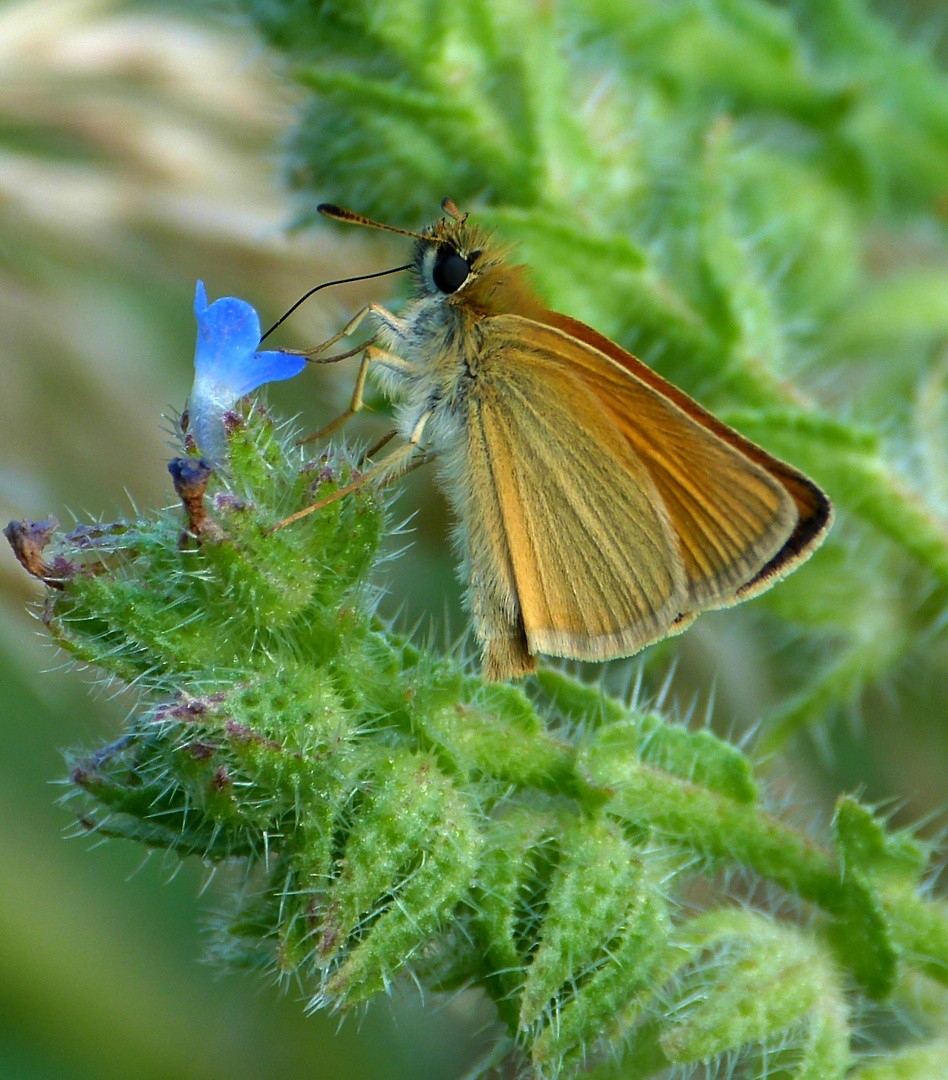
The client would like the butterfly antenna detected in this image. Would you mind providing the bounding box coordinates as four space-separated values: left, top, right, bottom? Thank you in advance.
318 203 443 244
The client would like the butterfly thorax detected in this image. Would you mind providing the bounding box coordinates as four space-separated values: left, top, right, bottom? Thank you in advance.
372 224 546 451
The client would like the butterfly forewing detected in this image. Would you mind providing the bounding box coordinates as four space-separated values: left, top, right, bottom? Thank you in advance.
485 316 802 609
469 341 690 663
540 309 832 592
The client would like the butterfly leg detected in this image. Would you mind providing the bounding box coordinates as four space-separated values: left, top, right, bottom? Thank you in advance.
270 410 431 533
300 340 417 445
302 300 412 355
366 304 412 342
298 302 413 444
302 301 380 357
362 410 430 488
300 346 373 444
359 428 398 465
302 301 410 362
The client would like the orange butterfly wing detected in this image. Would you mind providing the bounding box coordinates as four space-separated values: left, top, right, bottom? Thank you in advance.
463 315 828 671
468 347 689 664
540 310 833 598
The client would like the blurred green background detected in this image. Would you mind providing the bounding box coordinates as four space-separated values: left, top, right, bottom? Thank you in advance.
2 0 948 1077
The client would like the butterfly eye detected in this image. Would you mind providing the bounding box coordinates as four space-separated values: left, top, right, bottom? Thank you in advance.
432 251 471 294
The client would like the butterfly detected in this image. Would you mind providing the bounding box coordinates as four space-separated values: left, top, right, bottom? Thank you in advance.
297 200 832 681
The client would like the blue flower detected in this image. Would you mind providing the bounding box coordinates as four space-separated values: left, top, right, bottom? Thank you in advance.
187 281 307 467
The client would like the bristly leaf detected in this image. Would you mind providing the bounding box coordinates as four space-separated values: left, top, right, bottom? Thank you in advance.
9 401 938 1078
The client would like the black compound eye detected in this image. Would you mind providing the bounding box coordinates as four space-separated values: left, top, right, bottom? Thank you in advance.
432 250 471 294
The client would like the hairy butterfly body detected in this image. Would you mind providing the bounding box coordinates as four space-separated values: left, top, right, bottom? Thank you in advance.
315 201 832 681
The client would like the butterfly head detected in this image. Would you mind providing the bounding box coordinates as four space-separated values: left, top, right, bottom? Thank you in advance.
413 219 496 300
317 199 534 318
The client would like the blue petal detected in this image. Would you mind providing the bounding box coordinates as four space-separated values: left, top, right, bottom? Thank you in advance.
187 282 308 467
237 349 308 395
194 295 262 383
